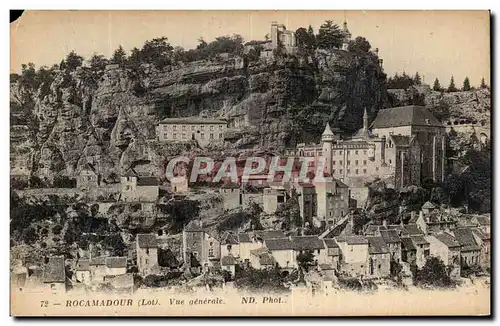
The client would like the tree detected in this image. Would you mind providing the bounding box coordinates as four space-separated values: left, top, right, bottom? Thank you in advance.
296 251 315 271
111 45 127 65
88 53 108 71
347 36 371 54
65 50 84 71
447 76 458 92
433 78 442 91
295 27 316 52
307 25 316 49
233 266 288 293
480 77 488 89
140 37 174 69
462 76 471 91
414 72 422 85
415 256 455 288
316 20 343 50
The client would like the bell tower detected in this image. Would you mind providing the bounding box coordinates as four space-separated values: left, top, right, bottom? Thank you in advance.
321 122 337 176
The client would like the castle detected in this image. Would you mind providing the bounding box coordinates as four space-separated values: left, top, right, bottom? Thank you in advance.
286 105 446 205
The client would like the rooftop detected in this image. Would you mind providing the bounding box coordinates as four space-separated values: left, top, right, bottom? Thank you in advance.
323 238 339 249
335 235 369 245
433 232 461 248
390 135 411 147
367 236 390 255
75 259 90 271
453 228 481 251
380 229 401 244
89 257 106 266
254 230 286 241
410 235 429 246
137 234 158 248
105 257 127 269
159 117 227 125
422 201 436 209
42 256 65 283
292 236 325 251
371 106 443 129
400 237 416 250
137 176 160 187
265 238 294 251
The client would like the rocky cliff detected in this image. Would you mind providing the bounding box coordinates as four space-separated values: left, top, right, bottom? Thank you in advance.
11 49 389 179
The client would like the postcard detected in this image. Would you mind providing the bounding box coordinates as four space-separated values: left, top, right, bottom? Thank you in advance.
10 10 491 316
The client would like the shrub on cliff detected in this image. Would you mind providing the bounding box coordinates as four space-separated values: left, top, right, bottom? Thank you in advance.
415 256 456 288
234 266 289 293
348 36 371 54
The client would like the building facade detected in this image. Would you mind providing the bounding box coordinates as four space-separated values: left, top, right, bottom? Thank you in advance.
156 117 227 148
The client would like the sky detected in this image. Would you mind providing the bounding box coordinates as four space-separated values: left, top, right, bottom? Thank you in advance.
10 10 490 87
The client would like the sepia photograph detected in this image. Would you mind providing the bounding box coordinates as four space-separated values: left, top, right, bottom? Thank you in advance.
9 9 491 316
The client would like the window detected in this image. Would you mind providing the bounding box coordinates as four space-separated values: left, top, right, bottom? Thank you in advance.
347 169 350 174
339 151 343 155
219 125 223 130
201 125 205 130
191 126 196 131
355 150 358 155
182 133 186 139
173 133 177 139
201 133 205 139
219 134 223 139
193 251 198 257
173 125 177 130
182 125 187 131
339 160 343 165
208 249 214 257
378 264 381 270
347 150 350 155
363 150 367 155
317 249 320 254
376 167 379 171
355 160 358 165
145 258 149 265
333 151 336 155
210 242 213 246
363 169 367 174
210 125 214 131
227 244 232 252
332 169 336 174
340 169 343 174
347 160 351 165
355 169 359 174
210 133 214 139
146 248 150 255
389 159 392 164
332 160 336 165
363 160 367 165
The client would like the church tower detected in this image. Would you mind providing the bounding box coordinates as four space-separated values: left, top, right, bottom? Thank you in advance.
342 19 352 51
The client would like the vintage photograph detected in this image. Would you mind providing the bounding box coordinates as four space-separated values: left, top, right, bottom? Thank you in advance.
9 10 491 316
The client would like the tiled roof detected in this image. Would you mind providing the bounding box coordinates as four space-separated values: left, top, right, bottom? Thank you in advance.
433 233 460 248
410 235 429 246
105 257 127 269
335 235 368 245
137 234 158 248
221 255 237 266
265 238 294 251
319 263 336 270
380 229 401 244
335 179 348 188
475 215 490 225
403 224 424 236
323 238 339 249
222 233 239 245
401 237 416 250
255 230 286 241
292 236 325 251
76 259 90 271
137 176 159 186
371 106 443 128
159 117 227 125
453 228 481 251
90 257 106 266
472 228 490 241
367 236 390 254
238 233 252 243
42 256 65 283
184 220 204 232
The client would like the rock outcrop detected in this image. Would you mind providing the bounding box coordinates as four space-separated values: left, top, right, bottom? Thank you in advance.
11 50 389 179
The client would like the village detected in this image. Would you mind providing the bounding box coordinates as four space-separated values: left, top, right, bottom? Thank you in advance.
10 101 491 296
9 20 491 298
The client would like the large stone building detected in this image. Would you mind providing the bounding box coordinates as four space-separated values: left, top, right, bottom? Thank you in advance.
120 170 160 202
182 220 221 273
286 106 445 205
136 234 159 276
156 117 227 148
245 22 297 58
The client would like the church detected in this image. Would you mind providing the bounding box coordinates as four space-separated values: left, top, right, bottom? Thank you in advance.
286 105 446 206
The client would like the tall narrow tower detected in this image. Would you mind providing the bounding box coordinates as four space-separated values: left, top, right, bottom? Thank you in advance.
342 14 352 51
321 122 336 176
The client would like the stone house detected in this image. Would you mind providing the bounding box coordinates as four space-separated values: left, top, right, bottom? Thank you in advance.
426 232 461 280
220 233 240 258
105 257 127 276
42 256 66 294
335 235 369 277
263 238 296 269
322 239 341 270
156 117 227 148
182 221 221 272
292 182 317 222
379 229 402 263
409 235 430 268
75 259 91 285
220 183 241 211
249 248 276 269
263 186 289 214
400 237 417 267
89 257 107 283
314 177 350 225
453 228 481 268
471 215 490 235
291 235 329 265
221 255 237 277
77 162 101 192
120 170 160 202
471 228 490 269
366 236 391 279
136 234 159 276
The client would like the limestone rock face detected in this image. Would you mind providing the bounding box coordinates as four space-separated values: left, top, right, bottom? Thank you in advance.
11 51 389 179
